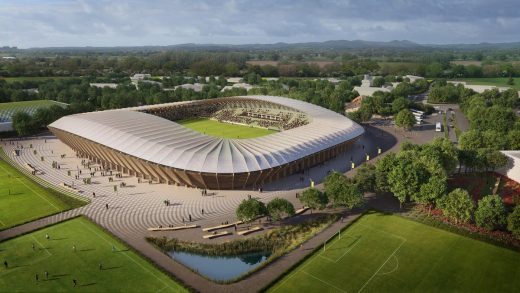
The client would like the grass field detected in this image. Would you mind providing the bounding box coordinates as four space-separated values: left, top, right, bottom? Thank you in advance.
453 77 520 90
269 212 520 292
0 76 75 83
0 217 187 292
0 100 67 121
0 158 84 230
178 118 276 139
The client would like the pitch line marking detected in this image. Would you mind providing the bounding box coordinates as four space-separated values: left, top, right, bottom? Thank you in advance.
79 220 178 292
301 270 348 293
0 163 60 212
357 238 407 293
319 235 362 263
377 255 399 276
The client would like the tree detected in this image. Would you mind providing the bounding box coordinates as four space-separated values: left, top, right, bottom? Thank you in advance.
236 198 267 223
474 195 507 230
12 111 37 136
507 205 520 239
418 176 447 214
299 188 328 212
395 109 416 130
353 164 376 193
507 76 515 85
371 76 385 87
387 155 428 208
439 188 474 224
266 198 295 221
330 181 364 209
324 172 346 198
392 97 409 114
375 153 397 193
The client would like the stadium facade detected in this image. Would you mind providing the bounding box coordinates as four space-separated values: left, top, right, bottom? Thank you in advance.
49 96 364 189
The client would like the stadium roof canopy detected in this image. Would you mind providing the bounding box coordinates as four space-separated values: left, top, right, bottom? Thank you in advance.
49 96 364 173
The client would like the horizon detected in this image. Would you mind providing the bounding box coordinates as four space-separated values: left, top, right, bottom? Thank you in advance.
1 0 519 48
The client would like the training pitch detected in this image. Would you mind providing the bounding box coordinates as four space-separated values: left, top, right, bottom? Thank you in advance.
178 118 276 139
269 212 520 292
0 217 186 292
0 158 83 230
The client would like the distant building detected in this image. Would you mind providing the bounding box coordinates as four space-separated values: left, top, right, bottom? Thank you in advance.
90 83 118 89
226 77 242 84
173 83 205 92
345 95 364 113
221 83 254 92
130 74 151 82
353 74 392 97
404 75 424 83
448 81 510 93
2 56 16 60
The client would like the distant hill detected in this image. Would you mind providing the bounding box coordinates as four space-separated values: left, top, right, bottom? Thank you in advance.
3 40 520 53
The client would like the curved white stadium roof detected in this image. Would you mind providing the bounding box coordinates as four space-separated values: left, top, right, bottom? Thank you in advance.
49 96 364 173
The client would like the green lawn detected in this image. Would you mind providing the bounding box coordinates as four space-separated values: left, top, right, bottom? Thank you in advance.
453 77 520 90
0 100 67 121
269 212 520 292
0 76 75 83
0 158 84 230
0 217 187 292
177 118 276 139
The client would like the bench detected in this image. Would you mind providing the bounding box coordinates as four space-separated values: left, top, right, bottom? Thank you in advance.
147 224 199 231
25 163 36 172
295 207 309 215
203 231 231 239
237 226 263 236
60 182 78 191
202 221 243 232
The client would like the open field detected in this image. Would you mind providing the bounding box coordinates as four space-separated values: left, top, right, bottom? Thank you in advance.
0 217 187 292
0 158 83 230
0 76 75 83
452 77 520 90
268 212 520 292
178 118 276 139
0 100 67 121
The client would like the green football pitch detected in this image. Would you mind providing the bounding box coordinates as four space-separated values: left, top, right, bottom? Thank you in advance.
0 158 84 230
269 212 520 292
0 217 187 292
177 118 276 139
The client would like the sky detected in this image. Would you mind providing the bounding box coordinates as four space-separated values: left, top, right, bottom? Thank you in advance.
1 0 519 48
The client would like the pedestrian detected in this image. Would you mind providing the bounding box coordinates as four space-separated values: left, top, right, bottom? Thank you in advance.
201 209 204 214
45 271 48 279
93 192 96 198
112 245 116 252
73 244 76 252
105 203 109 210
189 214 192 222
3 260 7 269
35 273 39 282
32 243 35 250
45 234 49 240
234 224 237 231
99 263 103 270
73 279 77 287
182 217 184 223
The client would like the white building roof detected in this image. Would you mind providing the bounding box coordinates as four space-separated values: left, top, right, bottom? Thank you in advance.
174 83 204 92
221 83 254 92
353 86 391 97
49 96 364 174
90 83 118 89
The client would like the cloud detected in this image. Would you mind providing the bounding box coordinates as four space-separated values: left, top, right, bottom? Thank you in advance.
0 0 519 47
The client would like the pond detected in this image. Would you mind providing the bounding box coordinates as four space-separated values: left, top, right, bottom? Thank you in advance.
168 250 271 282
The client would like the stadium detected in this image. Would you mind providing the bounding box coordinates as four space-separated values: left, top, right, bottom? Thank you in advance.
48 96 364 189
